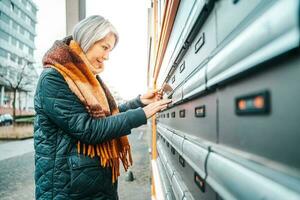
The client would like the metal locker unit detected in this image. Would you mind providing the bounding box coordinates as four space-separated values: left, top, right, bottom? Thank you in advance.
181 62 206 100
157 0 216 87
203 0 300 198
157 138 174 185
157 124 218 200
180 139 217 200
156 146 175 200
158 0 206 86
175 8 217 88
216 51 300 172
215 0 265 45
206 152 300 200
158 90 217 143
152 0 300 199
207 0 300 88
157 133 194 200
205 0 300 171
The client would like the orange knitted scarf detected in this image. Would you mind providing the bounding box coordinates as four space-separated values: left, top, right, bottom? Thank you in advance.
42 36 132 183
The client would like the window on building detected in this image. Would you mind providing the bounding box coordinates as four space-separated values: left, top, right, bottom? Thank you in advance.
0 29 9 41
12 21 18 30
30 19 35 27
20 26 25 35
18 41 23 50
10 53 16 62
11 37 17 46
29 33 34 41
18 57 23 65
0 11 10 24
25 15 29 24
31 6 36 15
21 11 25 19
10 2 15 11
23 45 29 54
0 48 8 58
14 6 19 15
25 30 29 38
29 48 33 56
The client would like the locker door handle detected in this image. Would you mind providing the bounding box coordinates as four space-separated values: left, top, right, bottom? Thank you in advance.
171 111 176 118
179 156 185 167
171 75 175 84
194 172 205 192
171 147 175 155
179 61 185 73
195 105 206 118
195 32 205 53
179 109 186 118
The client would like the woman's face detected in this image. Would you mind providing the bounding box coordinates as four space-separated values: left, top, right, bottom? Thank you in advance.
85 32 116 74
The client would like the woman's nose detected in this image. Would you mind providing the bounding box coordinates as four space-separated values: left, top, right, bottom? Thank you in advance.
103 52 109 60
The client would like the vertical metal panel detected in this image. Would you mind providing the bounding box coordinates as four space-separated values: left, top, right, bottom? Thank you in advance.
217 52 300 170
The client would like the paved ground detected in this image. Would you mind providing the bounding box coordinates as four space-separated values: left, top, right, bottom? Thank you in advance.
118 125 152 200
0 152 35 200
0 125 151 200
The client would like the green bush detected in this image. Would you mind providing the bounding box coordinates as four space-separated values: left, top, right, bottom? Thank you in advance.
15 116 35 124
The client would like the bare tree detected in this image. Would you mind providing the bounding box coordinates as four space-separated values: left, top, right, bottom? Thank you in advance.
0 58 34 123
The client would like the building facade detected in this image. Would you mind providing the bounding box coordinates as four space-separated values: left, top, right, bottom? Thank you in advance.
0 0 37 115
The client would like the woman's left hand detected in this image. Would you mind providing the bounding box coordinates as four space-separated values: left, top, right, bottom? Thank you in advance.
140 89 163 105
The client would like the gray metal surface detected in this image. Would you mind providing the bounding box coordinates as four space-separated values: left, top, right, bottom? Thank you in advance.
156 156 175 200
155 0 300 199
182 65 206 100
158 92 217 143
171 172 188 200
217 52 300 170
207 0 300 88
178 8 217 86
206 153 300 200
182 139 208 179
172 133 184 155
215 0 263 44
172 86 183 105
158 0 206 86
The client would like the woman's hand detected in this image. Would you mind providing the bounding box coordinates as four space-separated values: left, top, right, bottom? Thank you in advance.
140 89 163 105
143 99 172 118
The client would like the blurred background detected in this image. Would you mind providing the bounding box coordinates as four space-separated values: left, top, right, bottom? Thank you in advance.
0 0 150 138
0 1 152 199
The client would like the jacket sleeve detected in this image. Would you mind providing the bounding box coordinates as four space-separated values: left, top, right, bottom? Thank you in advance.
38 68 147 144
118 95 146 112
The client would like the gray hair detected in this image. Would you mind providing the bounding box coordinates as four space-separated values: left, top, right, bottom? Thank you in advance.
72 15 119 52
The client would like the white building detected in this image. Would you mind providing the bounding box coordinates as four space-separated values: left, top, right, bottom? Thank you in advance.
0 0 38 114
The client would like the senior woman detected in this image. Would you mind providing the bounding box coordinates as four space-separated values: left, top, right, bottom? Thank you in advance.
34 15 171 200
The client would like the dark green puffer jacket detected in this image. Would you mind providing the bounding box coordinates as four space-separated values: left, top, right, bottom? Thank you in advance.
34 68 147 200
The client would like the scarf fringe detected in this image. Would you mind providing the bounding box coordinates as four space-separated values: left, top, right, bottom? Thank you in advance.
77 141 132 183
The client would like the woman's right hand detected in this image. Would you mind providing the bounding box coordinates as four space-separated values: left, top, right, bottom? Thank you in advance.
143 99 172 118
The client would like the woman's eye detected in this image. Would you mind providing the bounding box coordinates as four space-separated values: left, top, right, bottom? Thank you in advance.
102 46 108 50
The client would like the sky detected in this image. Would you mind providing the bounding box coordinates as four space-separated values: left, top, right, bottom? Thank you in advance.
33 0 149 100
